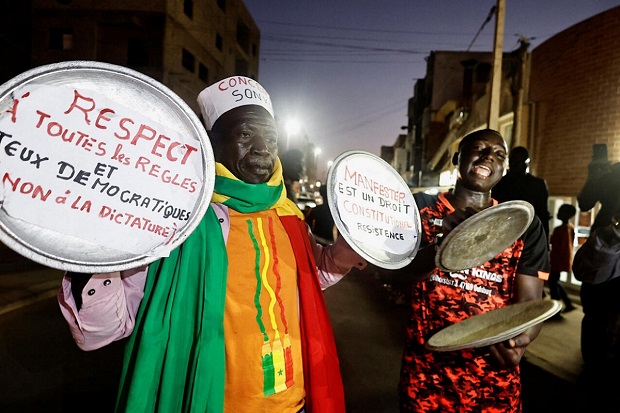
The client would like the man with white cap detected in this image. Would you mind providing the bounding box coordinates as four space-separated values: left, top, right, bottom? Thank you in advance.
58 76 365 413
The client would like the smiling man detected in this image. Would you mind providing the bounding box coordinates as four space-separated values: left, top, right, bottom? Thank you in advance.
392 129 550 412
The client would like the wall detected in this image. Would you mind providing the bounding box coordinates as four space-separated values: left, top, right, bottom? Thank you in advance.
528 6 620 198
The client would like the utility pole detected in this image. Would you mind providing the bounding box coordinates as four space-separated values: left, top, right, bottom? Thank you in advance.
487 0 505 130
511 36 530 147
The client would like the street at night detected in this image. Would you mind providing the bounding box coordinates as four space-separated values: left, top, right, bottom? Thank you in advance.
0 268 584 412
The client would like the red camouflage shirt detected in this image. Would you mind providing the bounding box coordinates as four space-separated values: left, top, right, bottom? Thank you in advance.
398 192 550 413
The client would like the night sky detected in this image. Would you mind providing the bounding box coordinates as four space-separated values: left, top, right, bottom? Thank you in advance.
243 0 619 178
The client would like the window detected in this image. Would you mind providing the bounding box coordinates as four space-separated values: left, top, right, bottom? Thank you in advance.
182 48 195 73
183 0 193 18
236 22 250 53
475 63 492 83
49 27 74 50
235 58 248 76
198 63 209 83
215 33 223 51
127 39 149 66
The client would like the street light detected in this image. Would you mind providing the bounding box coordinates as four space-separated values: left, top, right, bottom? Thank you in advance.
312 147 322 183
285 119 301 152
314 147 322 159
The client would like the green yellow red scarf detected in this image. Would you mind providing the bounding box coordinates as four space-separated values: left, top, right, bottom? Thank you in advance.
115 159 344 412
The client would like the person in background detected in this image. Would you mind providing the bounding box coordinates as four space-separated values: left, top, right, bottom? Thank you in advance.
305 185 337 246
577 157 620 367
57 76 366 413
548 203 577 316
393 129 550 412
572 213 620 412
492 146 551 239
573 213 620 283
574 157 620 413
281 148 305 203
577 157 620 232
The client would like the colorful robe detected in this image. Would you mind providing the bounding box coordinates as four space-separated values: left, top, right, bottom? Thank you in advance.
115 160 345 413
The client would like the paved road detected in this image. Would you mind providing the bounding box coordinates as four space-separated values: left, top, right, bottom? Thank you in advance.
0 297 125 412
0 266 587 412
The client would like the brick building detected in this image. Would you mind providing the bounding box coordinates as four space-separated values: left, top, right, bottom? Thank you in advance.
388 5 620 291
528 6 620 198
396 5 619 207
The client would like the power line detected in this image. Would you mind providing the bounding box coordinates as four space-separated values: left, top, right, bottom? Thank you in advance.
314 101 405 139
467 5 496 51
260 57 421 64
256 19 480 37
261 35 427 55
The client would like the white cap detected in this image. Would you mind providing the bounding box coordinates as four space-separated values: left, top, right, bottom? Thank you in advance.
197 76 274 130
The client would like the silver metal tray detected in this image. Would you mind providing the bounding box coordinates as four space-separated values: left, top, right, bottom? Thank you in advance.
426 299 562 352
0 61 214 272
435 200 534 272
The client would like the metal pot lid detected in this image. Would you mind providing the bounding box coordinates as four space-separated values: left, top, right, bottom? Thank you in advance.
0 61 214 272
326 151 421 269
435 200 534 272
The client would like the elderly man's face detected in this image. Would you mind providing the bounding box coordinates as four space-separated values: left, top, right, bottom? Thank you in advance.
210 106 278 184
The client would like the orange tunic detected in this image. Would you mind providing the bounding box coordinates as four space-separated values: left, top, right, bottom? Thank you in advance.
224 209 305 413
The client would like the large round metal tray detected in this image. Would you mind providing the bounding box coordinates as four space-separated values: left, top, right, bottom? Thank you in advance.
426 299 562 352
326 150 421 269
435 200 534 272
0 61 214 272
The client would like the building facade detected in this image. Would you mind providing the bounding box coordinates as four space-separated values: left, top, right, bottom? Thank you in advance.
0 0 261 267
23 0 260 114
528 6 620 198
402 48 525 188
397 5 620 204
392 5 620 291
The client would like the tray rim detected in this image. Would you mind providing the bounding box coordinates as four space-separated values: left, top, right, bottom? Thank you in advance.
435 200 534 272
